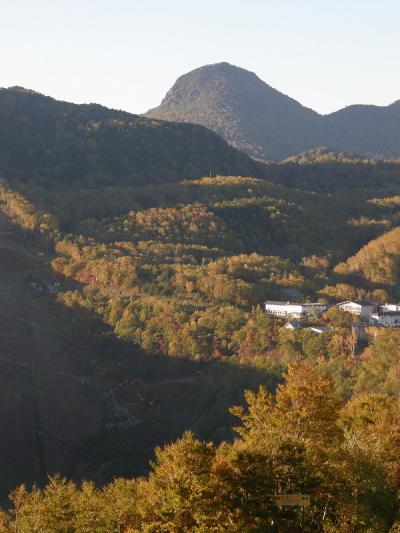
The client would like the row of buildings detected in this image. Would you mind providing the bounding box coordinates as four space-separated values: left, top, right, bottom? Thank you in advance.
264 300 400 327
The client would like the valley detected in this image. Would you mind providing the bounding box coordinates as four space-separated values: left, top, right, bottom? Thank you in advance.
1 85 400 530
0 210 273 500
3 0 400 527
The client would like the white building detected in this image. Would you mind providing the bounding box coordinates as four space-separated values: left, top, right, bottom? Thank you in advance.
337 301 376 320
380 303 400 313
370 311 400 327
265 301 327 319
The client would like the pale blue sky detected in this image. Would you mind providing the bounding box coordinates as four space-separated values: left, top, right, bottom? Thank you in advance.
1 0 399 115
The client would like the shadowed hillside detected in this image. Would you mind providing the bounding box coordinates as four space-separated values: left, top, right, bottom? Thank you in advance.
0 87 263 188
0 211 277 499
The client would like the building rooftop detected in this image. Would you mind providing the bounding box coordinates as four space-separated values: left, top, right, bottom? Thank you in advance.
307 326 331 333
284 320 302 328
337 300 376 307
265 301 325 306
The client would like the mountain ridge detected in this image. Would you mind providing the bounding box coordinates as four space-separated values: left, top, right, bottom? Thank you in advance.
0 85 263 188
146 62 400 161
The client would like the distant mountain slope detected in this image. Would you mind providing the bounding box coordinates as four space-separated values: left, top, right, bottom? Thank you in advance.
0 87 262 188
146 63 320 161
335 226 400 286
282 147 375 164
146 62 400 161
323 102 400 157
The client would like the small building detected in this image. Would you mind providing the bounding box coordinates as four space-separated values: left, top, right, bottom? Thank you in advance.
265 301 327 319
380 303 400 313
337 301 376 320
283 320 302 330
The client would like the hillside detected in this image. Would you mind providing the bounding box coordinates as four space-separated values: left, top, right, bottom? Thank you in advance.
0 207 276 498
0 87 262 188
335 226 400 285
3 163 400 513
3 83 400 526
0 211 102 498
146 62 400 161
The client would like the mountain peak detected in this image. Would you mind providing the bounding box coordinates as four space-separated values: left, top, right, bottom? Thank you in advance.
147 63 318 161
159 62 267 107
146 63 400 161
181 61 260 79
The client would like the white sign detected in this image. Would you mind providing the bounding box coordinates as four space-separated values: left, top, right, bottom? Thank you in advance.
274 494 310 507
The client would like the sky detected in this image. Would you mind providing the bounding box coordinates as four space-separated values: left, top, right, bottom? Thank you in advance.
1 0 399 115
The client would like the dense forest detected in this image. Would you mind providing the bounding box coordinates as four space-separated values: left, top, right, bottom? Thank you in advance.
0 87 262 188
1 361 400 531
2 88 400 530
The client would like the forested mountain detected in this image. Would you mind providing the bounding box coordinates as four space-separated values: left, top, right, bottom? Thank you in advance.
146 62 400 161
0 87 262 187
146 62 320 161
